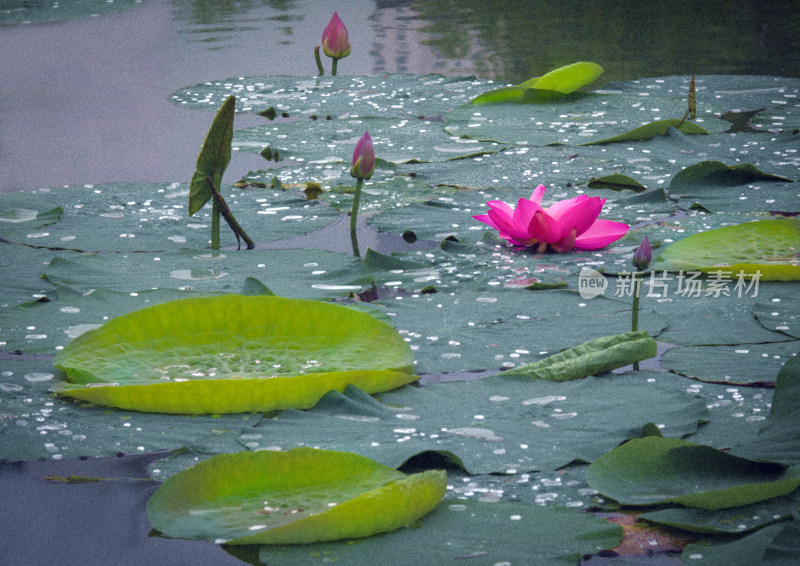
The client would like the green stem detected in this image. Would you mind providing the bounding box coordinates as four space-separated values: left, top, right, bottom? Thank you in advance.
675 107 691 130
632 272 641 370
211 198 220 250
350 177 363 257
314 46 324 76
332 57 339 76
207 175 256 250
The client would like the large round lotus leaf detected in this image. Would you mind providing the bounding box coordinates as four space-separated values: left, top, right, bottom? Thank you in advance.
0 182 339 253
256 499 621 565
233 116 510 165
0 191 62 237
171 74 491 118
53 295 417 414
754 293 800 339
653 217 800 281
587 436 800 509
662 342 800 385
146 448 446 545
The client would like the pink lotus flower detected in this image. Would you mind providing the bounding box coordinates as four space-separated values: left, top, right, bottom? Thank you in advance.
350 131 375 180
321 12 351 59
473 185 629 252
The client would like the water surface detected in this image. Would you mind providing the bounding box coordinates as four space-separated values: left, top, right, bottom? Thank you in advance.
1 0 797 192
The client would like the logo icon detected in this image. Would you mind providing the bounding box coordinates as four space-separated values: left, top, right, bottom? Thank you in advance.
578 267 608 299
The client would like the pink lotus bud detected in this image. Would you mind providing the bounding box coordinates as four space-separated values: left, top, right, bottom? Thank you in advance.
633 236 652 271
321 12 351 59
350 131 374 180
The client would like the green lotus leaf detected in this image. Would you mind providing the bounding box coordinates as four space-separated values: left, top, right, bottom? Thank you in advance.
53 295 417 414
669 160 794 192
502 331 657 381
189 95 235 216
653 217 800 281
587 436 800 509
587 173 647 192
580 119 709 145
146 448 447 545
471 61 603 104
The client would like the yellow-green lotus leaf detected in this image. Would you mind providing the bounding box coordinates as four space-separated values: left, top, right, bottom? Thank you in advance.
146 448 447 545
653 217 800 281
53 295 417 413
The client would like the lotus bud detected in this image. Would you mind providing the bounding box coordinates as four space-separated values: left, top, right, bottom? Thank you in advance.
350 131 374 180
321 12 351 60
633 236 652 271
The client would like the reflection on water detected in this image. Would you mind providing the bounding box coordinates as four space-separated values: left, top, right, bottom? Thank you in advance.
409 0 800 83
170 0 800 83
171 0 303 49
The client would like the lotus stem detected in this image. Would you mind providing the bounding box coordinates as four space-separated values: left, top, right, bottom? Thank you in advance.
350 177 363 257
314 46 324 76
332 57 339 76
207 175 256 250
632 272 642 370
675 108 691 130
211 199 220 250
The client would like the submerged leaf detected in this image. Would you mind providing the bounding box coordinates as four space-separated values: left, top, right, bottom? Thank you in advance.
146 448 446 544
502 331 657 381
53 295 417 413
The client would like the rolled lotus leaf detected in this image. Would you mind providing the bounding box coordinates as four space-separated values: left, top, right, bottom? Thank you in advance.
53 295 417 413
146 448 447 545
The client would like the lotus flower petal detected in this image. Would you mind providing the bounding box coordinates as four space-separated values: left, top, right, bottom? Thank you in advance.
551 196 605 237
529 184 547 204
551 227 578 253
487 207 535 244
473 185 629 252
350 131 374 179
321 12 351 59
573 219 630 250
527 210 562 243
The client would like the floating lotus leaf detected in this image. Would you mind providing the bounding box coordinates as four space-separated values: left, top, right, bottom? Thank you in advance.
587 173 647 192
653 218 800 281
680 521 798 565
587 436 800 509
471 62 604 104
146 448 446 545
171 74 492 118
661 342 799 385
53 295 417 414
731 355 800 467
256 499 621 565
580 119 709 145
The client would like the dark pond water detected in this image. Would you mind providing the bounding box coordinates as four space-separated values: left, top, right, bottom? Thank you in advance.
1 0 798 193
